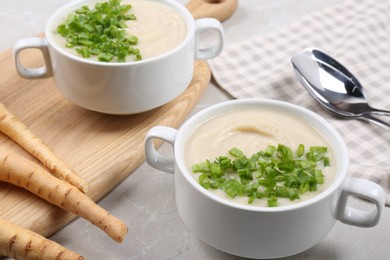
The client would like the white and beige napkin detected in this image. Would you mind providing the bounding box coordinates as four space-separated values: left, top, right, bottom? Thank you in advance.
209 0 390 205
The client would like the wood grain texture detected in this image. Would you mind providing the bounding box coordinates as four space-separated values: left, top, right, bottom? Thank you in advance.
187 0 238 21
0 44 211 236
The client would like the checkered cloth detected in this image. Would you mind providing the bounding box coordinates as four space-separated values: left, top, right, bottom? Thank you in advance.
209 0 390 205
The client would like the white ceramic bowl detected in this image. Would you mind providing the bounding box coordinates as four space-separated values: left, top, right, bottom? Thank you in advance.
13 0 224 114
144 98 385 259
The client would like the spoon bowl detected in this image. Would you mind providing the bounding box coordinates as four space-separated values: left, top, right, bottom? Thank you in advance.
291 48 390 130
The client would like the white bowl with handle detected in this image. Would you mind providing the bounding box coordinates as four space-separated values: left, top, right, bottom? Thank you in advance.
144 98 385 259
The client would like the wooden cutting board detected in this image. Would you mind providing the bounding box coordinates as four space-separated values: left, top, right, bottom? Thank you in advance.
0 0 237 237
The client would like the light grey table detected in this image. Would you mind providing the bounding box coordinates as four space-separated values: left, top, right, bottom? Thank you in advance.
1 1 389 259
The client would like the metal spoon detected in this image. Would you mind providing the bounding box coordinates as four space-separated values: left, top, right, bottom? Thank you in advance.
291 48 390 131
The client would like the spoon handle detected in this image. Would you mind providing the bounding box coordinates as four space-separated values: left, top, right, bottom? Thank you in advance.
360 113 390 131
366 107 390 117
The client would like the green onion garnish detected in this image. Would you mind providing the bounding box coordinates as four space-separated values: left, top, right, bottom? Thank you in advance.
191 143 330 207
56 0 142 62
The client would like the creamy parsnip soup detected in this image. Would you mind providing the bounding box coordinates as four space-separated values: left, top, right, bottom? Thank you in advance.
125 0 186 59
52 0 187 62
185 107 336 207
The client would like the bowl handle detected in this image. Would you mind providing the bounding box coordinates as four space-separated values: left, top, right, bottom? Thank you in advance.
337 177 385 227
194 18 224 60
144 126 178 174
13 37 53 79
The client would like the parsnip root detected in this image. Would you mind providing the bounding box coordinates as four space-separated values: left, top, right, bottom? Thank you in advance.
0 153 127 243
0 102 89 192
0 218 84 260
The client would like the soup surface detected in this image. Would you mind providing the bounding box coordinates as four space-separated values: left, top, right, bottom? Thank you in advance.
52 0 187 61
185 106 337 207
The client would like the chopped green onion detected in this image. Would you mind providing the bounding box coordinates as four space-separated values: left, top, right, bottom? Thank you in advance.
314 169 325 184
229 147 243 158
76 46 90 58
264 145 276 156
191 143 330 207
56 0 142 62
323 156 330 167
297 144 305 157
275 185 289 197
210 162 222 177
218 156 231 169
98 52 114 62
248 194 256 204
267 197 278 207
199 173 211 189
192 161 210 173
233 155 249 170
221 179 243 198
277 144 293 161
